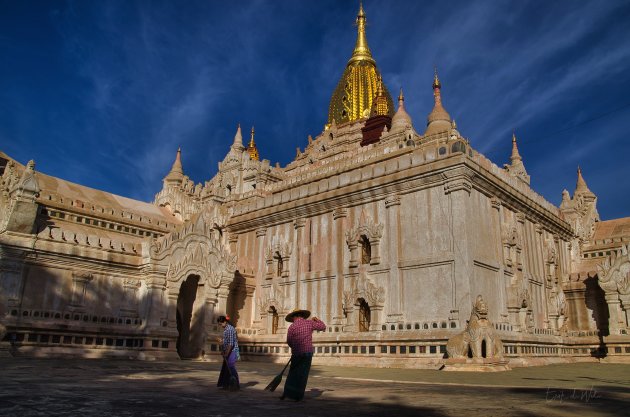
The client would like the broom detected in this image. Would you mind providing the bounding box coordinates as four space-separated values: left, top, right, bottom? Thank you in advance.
264 358 292 392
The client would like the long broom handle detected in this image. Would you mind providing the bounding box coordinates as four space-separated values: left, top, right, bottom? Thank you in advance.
280 358 292 375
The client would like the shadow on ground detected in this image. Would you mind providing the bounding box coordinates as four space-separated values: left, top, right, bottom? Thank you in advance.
0 358 628 417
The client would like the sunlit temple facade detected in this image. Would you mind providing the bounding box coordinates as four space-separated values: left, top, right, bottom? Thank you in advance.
1 5 629 367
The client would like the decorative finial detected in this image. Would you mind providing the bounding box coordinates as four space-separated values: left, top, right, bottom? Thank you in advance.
452 119 457 129
349 1 374 64
510 132 522 162
398 87 404 102
247 126 259 161
433 67 441 90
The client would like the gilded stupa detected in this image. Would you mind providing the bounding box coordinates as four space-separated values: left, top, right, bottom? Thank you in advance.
247 126 259 161
327 3 394 126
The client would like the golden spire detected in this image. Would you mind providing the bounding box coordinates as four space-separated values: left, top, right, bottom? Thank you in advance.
327 3 393 126
348 2 375 65
433 67 441 90
248 126 260 161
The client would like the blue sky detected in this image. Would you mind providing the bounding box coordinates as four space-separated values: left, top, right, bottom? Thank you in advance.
1 0 629 220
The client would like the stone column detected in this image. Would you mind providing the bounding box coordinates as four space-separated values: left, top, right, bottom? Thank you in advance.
618 293 630 332
216 285 230 315
203 287 218 333
166 289 179 329
605 293 625 335
385 195 403 322
444 174 473 325
332 208 347 325
294 218 306 309
490 197 507 324
144 272 167 329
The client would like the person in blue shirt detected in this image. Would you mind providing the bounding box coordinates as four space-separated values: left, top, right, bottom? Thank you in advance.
216 315 239 390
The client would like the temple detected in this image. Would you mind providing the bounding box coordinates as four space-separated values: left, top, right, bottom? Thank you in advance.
1 5 629 367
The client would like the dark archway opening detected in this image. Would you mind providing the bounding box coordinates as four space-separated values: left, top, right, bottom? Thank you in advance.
585 275 609 358
270 306 279 334
360 235 371 265
176 275 200 359
358 298 371 332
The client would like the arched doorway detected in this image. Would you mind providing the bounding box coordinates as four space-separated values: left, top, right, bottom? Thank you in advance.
176 275 200 359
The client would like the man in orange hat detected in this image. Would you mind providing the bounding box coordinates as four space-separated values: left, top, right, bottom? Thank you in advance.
280 309 326 401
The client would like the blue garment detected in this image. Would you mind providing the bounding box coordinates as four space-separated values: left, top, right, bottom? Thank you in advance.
217 350 240 389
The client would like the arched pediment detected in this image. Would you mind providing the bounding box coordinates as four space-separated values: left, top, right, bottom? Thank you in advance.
151 208 236 290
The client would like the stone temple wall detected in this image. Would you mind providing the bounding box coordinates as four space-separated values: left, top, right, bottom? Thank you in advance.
0 121 628 366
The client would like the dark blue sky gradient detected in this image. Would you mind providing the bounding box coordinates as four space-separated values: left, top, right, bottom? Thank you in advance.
1 0 629 220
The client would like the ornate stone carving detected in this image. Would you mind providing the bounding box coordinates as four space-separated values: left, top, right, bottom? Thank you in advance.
384 194 401 208
265 238 292 279
346 210 384 267
598 244 630 296
155 209 237 291
332 207 348 220
70 271 94 307
446 295 505 360
344 272 385 308
444 178 472 195
293 218 306 230
490 196 501 211
257 280 288 318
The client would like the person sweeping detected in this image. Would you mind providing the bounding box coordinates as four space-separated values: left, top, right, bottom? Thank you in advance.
216 315 240 390
280 308 326 401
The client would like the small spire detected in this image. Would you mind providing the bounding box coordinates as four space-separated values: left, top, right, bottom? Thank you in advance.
575 166 592 194
452 119 457 129
391 86 412 131
232 123 243 148
510 132 522 162
349 1 375 65
425 67 451 135
164 147 184 183
248 126 259 161
370 74 389 116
